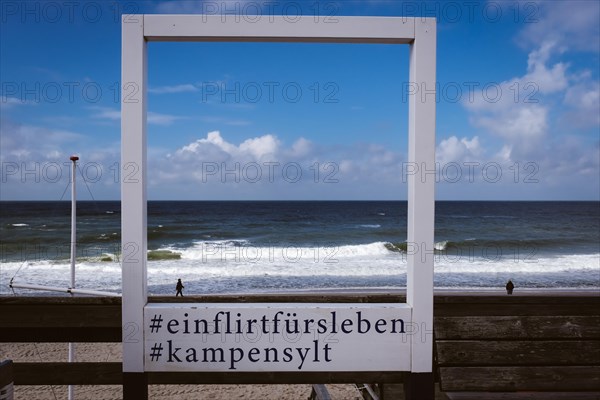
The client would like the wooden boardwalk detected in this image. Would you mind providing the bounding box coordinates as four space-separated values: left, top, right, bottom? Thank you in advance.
1 292 599 398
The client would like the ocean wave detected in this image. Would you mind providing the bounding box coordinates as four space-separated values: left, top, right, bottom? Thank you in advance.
167 240 392 261
429 238 583 252
385 241 450 252
4 253 598 295
148 249 181 260
167 238 591 260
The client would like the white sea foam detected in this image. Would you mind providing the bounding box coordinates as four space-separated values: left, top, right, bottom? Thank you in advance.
171 240 392 262
435 241 449 251
11 223 29 227
2 245 598 295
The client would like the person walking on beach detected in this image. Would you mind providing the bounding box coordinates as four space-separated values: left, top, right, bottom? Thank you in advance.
175 278 184 297
506 279 514 295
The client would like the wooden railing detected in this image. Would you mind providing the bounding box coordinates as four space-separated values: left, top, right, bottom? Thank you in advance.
435 293 600 399
1 292 599 398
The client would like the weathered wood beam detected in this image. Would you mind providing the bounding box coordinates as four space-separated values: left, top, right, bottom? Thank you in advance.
446 393 600 400
435 316 600 340
439 366 600 392
13 362 122 385
436 340 600 366
10 362 406 385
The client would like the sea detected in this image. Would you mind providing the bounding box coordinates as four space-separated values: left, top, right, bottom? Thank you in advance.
1 201 599 295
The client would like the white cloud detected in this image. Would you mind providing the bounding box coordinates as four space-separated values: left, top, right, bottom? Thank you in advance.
459 7 599 196
0 96 36 109
436 136 483 165
150 131 410 199
467 41 567 113
0 119 83 161
517 1 600 53
524 41 568 94
464 40 570 155
89 106 121 121
0 118 121 200
88 107 186 126
149 84 198 94
289 137 312 158
474 105 548 142
563 79 600 128
239 134 280 160
148 112 187 126
176 131 279 161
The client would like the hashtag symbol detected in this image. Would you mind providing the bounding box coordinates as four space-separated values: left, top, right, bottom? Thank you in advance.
149 314 163 333
150 343 163 362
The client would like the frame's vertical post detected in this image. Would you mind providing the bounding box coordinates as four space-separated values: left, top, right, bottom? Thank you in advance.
406 18 436 400
121 14 148 399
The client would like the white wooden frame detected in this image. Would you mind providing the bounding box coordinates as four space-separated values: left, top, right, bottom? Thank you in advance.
122 15 436 374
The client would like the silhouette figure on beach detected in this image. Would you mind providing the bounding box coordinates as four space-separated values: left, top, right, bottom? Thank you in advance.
175 279 184 297
506 280 514 295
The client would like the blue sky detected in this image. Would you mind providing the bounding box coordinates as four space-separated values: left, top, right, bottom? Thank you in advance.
1 0 599 200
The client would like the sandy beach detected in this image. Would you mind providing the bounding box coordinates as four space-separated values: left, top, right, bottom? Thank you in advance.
0 342 363 399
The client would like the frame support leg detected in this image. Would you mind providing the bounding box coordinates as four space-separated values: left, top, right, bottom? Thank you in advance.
404 372 434 400
123 372 148 400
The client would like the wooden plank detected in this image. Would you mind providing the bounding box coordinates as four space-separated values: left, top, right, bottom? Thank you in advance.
446 393 600 400
439 366 600 391
435 316 600 340
1 294 598 307
0 297 122 305
436 340 600 366
13 362 122 385
0 327 121 342
433 294 600 303
11 362 405 385
433 294 600 317
1 293 598 304
0 296 597 342
1 305 121 328
147 371 406 385
150 293 408 304
435 303 600 317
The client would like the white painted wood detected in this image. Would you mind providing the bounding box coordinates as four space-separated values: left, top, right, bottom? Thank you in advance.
121 14 148 373
144 303 412 372
70 157 76 292
68 157 76 400
69 156 77 400
406 18 436 373
121 15 436 375
144 15 415 43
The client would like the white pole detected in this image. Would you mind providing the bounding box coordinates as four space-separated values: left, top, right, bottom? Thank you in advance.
69 155 78 400
70 155 77 292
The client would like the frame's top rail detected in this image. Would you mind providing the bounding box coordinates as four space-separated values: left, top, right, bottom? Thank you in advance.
138 15 420 43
